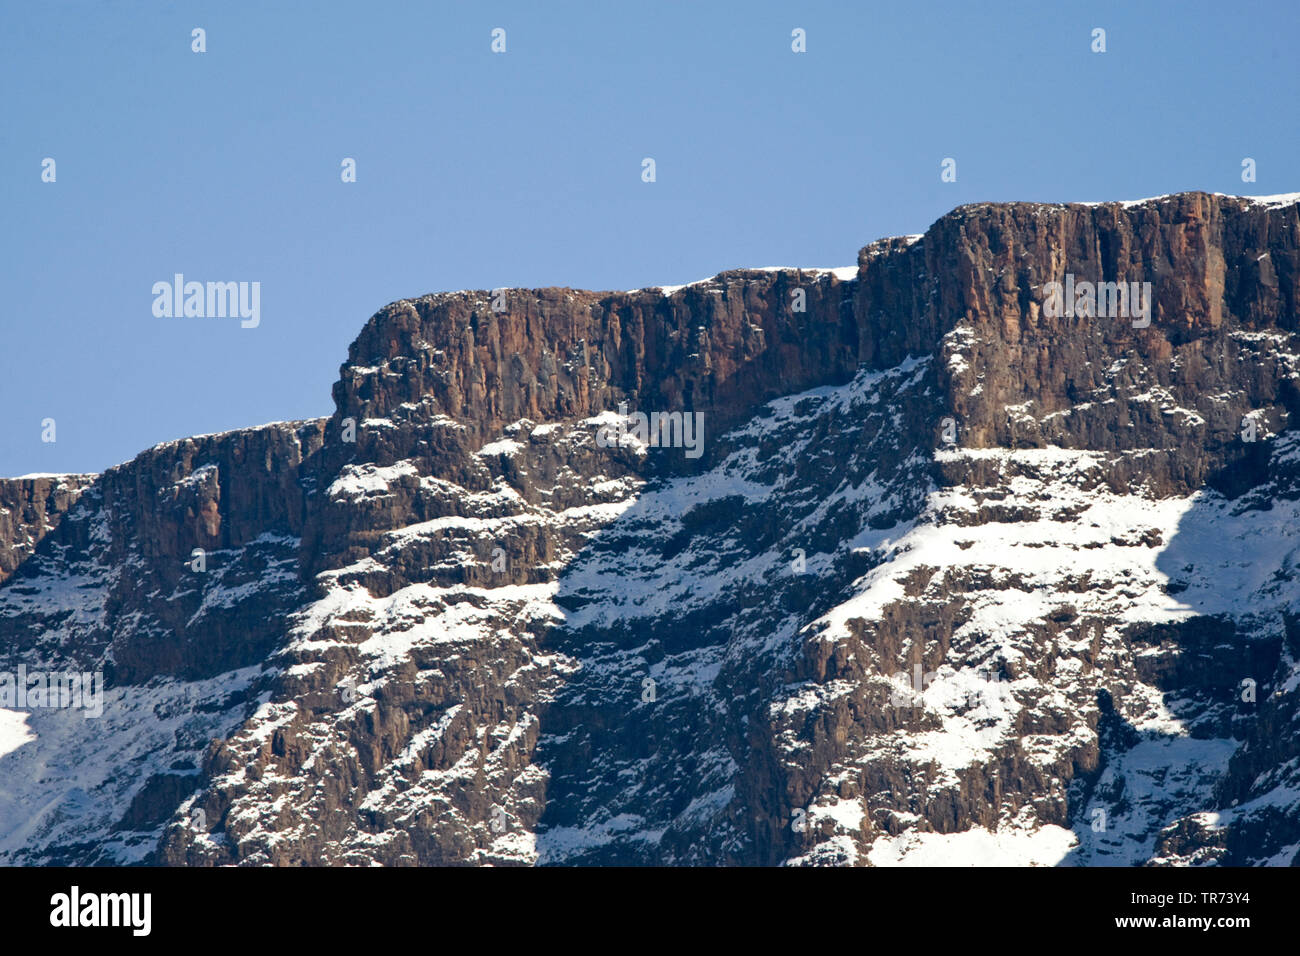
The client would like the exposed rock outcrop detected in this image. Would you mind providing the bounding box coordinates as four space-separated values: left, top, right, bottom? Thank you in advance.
3 191 1299 867
0 475 95 583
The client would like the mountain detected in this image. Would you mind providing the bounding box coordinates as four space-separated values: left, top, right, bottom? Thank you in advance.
2 191 1299 866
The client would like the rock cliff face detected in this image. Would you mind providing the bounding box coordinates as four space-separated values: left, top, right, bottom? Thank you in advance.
2 191 1299 866
0 475 95 582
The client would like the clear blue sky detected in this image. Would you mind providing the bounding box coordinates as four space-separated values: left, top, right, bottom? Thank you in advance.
3 0 1297 476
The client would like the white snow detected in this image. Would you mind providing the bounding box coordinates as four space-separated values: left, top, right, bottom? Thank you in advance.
868 822 1078 866
0 710 35 759
326 461 419 498
1066 192 1300 210
638 266 859 296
